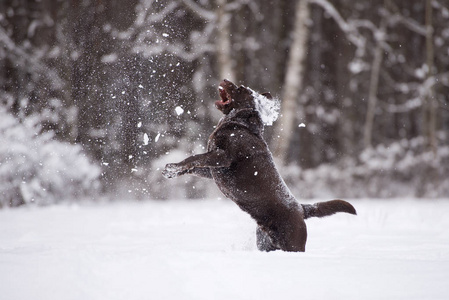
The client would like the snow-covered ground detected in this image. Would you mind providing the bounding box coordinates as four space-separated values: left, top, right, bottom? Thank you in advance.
1 198 448 300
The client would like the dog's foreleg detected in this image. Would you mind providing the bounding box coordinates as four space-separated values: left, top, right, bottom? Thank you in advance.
186 167 213 179
163 149 231 178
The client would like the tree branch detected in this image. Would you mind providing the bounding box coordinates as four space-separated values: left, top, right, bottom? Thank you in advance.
179 0 215 21
309 0 366 56
0 27 63 89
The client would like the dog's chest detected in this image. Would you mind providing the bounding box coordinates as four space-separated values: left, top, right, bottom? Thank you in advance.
206 129 218 152
206 120 233 152
207 115 259 152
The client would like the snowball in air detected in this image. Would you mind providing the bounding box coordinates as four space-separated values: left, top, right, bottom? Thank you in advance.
143 133 149 145
298 123 306 128
175 106 184 116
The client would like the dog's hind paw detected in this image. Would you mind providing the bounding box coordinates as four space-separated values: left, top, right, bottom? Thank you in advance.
162 163 185 178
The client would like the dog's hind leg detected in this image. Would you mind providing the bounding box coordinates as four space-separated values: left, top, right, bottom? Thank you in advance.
256 226 279 252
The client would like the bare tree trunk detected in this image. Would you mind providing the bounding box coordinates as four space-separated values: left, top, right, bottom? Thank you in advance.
424 0 437 154
273 0 310 164
363 16 387 149
216 0 235 82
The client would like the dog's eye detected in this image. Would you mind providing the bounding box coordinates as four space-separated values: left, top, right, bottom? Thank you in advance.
238 85 249 93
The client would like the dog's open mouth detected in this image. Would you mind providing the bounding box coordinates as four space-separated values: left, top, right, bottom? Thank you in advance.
215 80 233 109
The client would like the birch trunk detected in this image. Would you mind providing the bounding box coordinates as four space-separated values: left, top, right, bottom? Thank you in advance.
216 0 235 82
273 0 310 164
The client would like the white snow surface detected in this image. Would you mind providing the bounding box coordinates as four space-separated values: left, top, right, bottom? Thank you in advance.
1 199 448 300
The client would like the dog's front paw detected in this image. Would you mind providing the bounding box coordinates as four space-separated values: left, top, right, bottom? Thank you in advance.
162 163 185 179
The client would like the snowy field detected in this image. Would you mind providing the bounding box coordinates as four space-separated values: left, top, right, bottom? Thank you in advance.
1 198 448 300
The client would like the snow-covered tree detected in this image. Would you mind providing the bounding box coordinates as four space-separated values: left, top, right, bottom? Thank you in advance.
0 109 101 207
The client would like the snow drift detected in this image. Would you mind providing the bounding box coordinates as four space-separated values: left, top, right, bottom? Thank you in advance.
1 198 448 300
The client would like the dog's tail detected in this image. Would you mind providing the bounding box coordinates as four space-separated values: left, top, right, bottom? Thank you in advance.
301 199 356 219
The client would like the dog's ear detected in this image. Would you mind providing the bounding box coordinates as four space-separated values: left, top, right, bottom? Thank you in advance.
261 92 272 99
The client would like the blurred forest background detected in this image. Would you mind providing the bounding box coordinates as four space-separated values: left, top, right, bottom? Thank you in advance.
1 0 448 207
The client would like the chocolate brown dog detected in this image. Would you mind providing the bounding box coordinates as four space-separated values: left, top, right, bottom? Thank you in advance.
163 79 356 252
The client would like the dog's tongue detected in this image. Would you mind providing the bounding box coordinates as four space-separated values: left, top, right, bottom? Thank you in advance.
216 84 232 107
219 87 227 102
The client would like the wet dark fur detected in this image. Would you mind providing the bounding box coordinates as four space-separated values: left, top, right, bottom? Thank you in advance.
163 79 356 252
